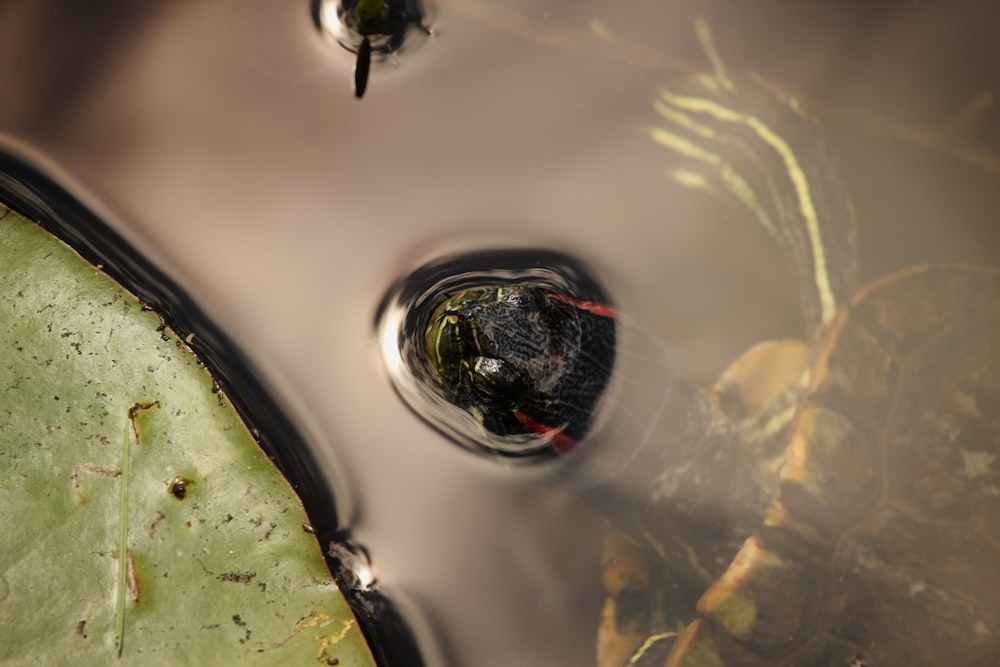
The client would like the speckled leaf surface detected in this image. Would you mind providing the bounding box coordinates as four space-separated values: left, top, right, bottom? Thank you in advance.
0 204 375 666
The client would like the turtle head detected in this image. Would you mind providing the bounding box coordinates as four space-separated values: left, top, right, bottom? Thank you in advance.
421 282 614 452
425 289 536 412
424 282 584 446
378 250 617 460
425 294 534 410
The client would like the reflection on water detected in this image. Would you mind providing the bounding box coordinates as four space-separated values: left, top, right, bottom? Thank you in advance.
1 1 1000 665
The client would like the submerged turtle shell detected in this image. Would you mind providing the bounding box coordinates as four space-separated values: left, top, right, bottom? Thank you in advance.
670 264 1000 666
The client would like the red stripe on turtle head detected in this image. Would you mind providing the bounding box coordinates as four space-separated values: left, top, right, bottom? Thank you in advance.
514 411 578 454
550 293 617 319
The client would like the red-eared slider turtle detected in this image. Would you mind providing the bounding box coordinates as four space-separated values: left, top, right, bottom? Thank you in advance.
595 22 1000 667
374 19 1000 667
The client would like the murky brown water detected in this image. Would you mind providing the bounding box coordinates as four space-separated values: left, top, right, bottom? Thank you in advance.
2 1 999 664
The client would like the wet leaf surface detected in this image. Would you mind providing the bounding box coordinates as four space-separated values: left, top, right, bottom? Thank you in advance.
0 204 375 666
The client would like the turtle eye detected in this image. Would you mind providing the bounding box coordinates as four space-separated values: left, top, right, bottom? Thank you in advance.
425 310 465 389
464 356 531 408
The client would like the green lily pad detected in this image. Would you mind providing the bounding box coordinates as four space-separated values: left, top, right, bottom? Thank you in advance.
0 203 375 666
